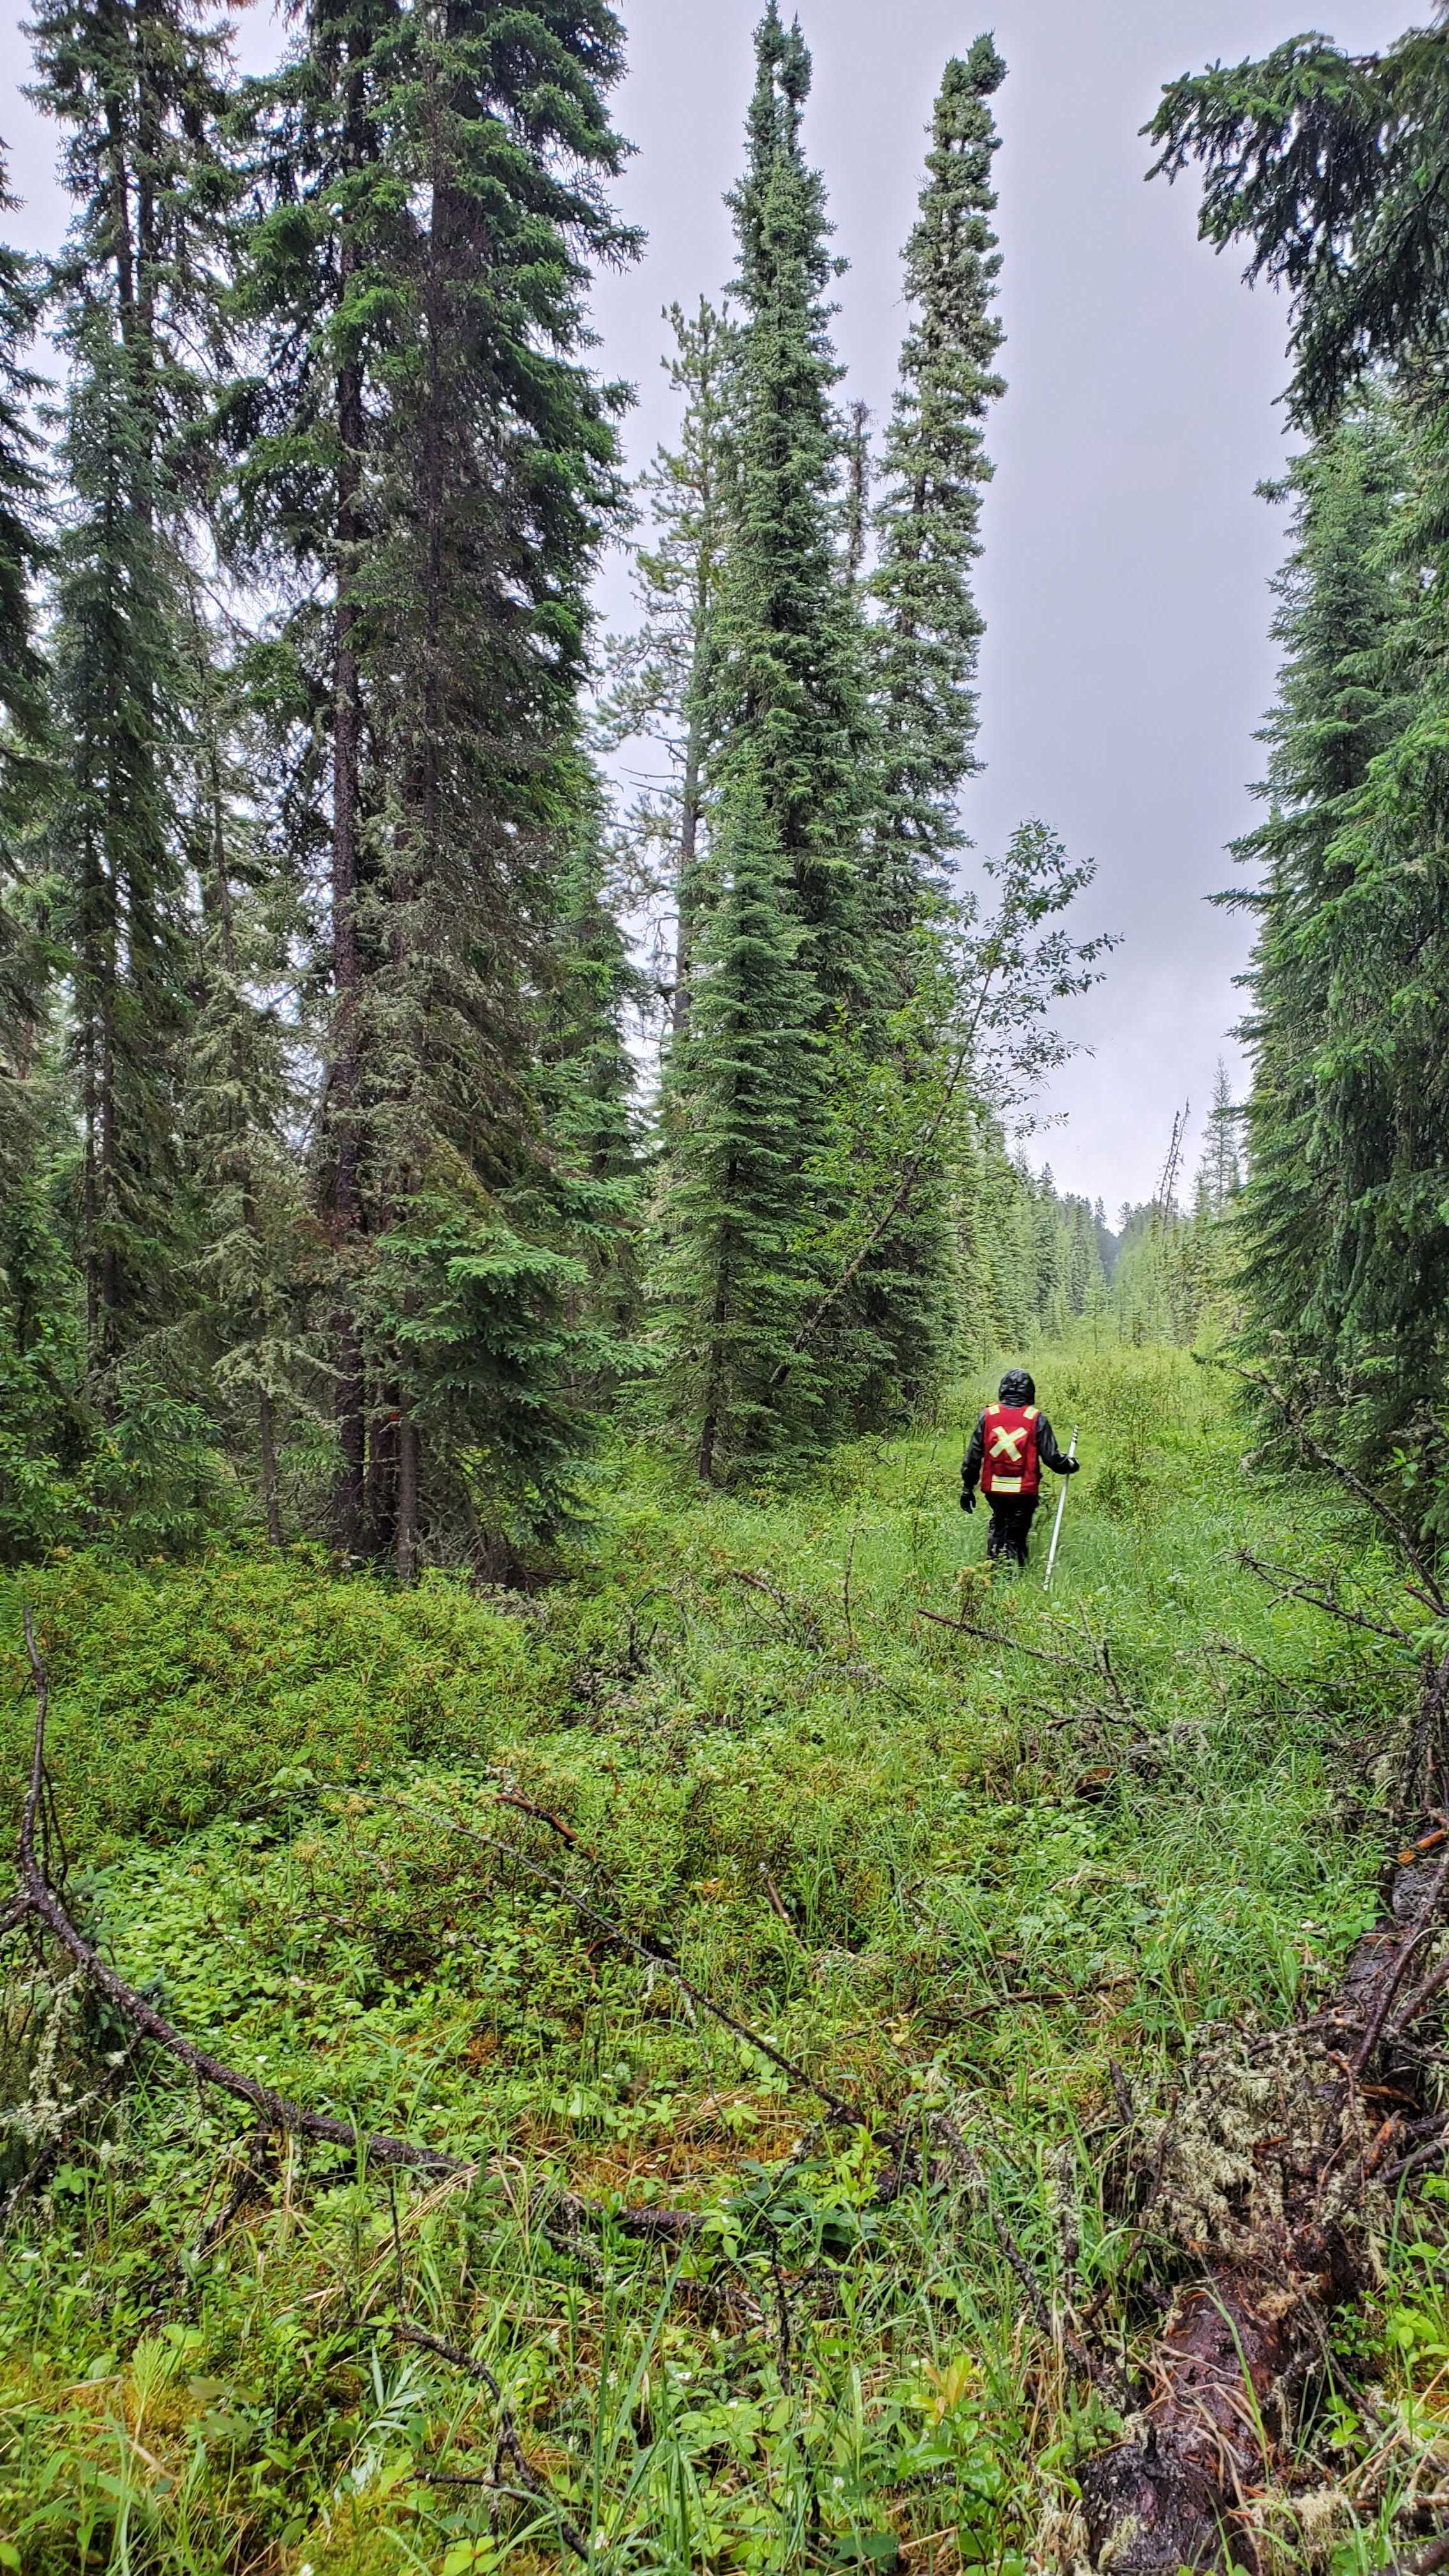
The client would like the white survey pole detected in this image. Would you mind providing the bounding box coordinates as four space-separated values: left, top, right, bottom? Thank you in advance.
1043 1426 1078 1591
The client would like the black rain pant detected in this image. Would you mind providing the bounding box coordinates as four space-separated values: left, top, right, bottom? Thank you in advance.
986 1494 1038 1568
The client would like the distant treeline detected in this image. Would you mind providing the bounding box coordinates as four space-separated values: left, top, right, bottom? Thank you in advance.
982 1067 1240 1360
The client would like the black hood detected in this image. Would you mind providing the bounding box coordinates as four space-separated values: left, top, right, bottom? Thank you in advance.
997 1368 1036 1406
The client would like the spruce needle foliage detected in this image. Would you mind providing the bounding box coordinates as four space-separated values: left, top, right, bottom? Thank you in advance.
1150 15 1449 1529
1147 15 1449 433
540 791 647 1395
870 36 1006 941
0 150 49 847
27 0 232 1373
0 149 54 1217
854 37 1008 1415
649 7 889 1472
234 0 638 1568
1229 408 1412 1427
654 747 825 1484
707 3 873 997
47 305 195 1369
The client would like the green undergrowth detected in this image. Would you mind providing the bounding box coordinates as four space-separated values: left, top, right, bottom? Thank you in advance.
0 1344 1443 2573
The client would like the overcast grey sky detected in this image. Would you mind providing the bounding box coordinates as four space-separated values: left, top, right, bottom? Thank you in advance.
2 0 1411 1213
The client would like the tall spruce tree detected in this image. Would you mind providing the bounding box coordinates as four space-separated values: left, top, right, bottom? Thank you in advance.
28 0 231 1376
707 3 871 996
0 160 80 1560
0 150 50 1160
1292 613 1449 1508
48 303 195 1372
1199 1058 1241 1216
870 38 1005 955
652 4 891 1473
1149 13 1449 1518
655 746 825 1483
1229 406 1413 1424
237 0 636 1570
0 153 47 844
540 788 644 1395
851 38 1007 1413
231 0 410 1551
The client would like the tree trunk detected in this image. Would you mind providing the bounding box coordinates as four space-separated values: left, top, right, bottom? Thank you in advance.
395 1405 420 1584
199 638 287 1552
696 1222 734 1484
97 929 119 1369
373 24 461 1572
96 413 123 1378
78 806 105 1360
673 710 704 1036
258 1390 284 1549
328 63 369 1559
366 1395 399 1561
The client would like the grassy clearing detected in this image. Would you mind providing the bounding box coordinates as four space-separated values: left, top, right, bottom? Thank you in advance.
0 1344 1443 2573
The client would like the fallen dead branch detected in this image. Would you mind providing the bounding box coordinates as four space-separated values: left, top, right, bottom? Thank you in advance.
1237 1549 1422 1653
1392 2534 1449 2576
916 1599 1147 1717
726 1564 829 1645
914 1604 1094 1671
1209 1358 1447 1616
1201 1634 1327 1715
392 2320 590 2560
551 2188 704 2243
491 1782 594 1855
1074 1639 1449 2572
378 1786 877 2133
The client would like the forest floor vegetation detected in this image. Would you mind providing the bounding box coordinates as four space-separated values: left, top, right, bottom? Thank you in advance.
1 1342 1445 2575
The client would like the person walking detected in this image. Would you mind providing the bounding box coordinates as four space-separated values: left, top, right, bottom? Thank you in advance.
960 1368 1080 1570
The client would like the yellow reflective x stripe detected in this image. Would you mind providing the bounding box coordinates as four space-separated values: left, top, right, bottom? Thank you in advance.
989 1427 1027 1463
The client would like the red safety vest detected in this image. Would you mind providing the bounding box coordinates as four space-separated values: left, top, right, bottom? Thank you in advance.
980 1402 1040 1499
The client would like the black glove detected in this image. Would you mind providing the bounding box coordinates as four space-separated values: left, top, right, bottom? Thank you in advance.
960 1487 977 1514
1064 1457 1082 1476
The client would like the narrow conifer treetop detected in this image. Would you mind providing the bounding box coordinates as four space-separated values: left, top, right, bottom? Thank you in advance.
870 36 1006 930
